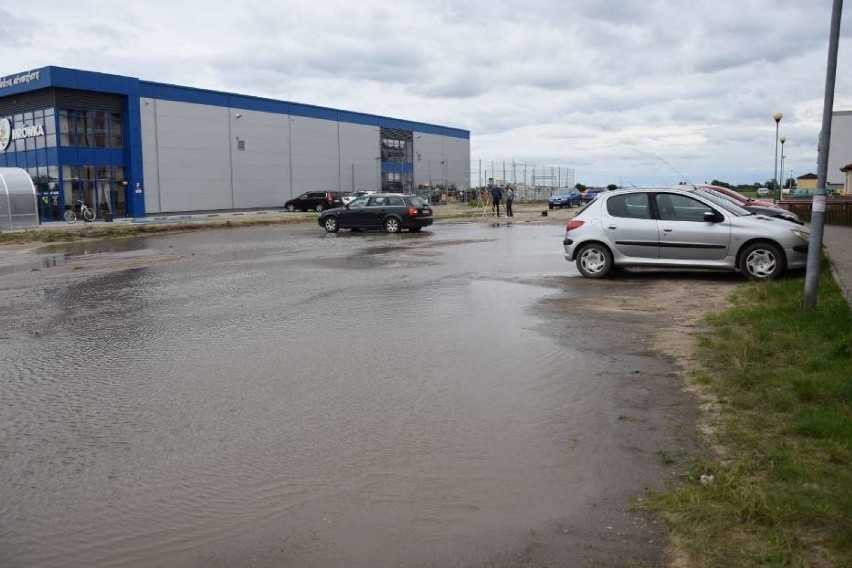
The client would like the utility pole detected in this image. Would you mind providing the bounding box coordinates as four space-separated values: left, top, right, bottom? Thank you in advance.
804 0 842 309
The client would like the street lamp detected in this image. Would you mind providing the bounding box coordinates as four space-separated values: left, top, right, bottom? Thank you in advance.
778 136 787 199
773 112 782 203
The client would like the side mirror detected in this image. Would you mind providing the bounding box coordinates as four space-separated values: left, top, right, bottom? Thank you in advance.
703 210 723 223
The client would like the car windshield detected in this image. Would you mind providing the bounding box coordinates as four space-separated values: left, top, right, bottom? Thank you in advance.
409 196 429 207
688 188 750 216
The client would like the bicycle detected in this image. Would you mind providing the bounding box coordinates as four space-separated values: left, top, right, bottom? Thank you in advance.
64 200 97 223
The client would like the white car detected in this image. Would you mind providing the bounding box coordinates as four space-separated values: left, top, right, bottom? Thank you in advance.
563 187 810 280
756 187 770 197
341 190 376 205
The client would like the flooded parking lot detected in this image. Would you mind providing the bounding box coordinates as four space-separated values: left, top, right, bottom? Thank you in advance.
0 222 720 567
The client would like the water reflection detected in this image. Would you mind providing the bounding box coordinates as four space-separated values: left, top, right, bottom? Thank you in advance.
0 223 676 567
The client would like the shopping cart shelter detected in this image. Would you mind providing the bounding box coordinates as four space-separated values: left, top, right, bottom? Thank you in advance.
0 67 470 220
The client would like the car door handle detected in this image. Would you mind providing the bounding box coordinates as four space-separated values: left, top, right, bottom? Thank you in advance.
662 228 673 232
607 225 617 230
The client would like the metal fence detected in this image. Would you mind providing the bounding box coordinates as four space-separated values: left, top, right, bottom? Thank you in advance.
470 160 576 201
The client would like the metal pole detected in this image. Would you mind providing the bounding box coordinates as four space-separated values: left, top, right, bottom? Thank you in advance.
804 0 843 309
779 140 786 197
773 113 782 203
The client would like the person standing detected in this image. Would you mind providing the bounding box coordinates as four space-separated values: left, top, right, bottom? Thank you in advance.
506 186 515 217
491 185 503 217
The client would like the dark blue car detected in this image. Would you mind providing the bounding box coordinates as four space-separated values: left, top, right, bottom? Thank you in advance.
548 189 582 209
580 188 604 204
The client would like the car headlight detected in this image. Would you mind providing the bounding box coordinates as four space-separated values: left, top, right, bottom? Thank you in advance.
791 229 809 241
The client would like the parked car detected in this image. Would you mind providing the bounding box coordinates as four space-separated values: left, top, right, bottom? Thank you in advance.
699 184 777 209
284 191 345 212
341 190 376 205
318 193 433 233
696 187 802 225
563 187 810 280
548 188 582 209
580 188 604 203
756 187 769 197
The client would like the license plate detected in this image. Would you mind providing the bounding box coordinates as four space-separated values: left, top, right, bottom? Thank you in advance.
423 209 432 215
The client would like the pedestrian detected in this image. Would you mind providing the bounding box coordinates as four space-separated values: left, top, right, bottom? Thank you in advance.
491 185 502 217
506 186 515 217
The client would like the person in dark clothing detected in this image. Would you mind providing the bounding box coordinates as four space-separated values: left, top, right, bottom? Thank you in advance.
505 186 515 217
491 186 502 217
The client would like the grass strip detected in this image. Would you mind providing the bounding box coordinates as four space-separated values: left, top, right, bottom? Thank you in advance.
643 260 851 567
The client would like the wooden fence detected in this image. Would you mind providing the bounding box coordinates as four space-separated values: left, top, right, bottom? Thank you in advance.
780 198 852 226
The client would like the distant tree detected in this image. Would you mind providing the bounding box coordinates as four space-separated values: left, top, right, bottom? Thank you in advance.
575 183 587 192
607 184 618 191
784 177 796 189
765 179 777 190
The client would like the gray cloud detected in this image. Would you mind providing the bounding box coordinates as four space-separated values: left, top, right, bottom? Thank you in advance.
0 10 37 48
1 0 849 185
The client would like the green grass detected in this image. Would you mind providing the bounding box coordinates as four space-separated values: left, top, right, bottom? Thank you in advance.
642 261 852 567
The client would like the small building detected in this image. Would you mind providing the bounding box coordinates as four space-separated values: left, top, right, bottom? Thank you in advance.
0 167 39 230
0 67 470 219
827 110 852 189
840 163 852 196
797 173 818 191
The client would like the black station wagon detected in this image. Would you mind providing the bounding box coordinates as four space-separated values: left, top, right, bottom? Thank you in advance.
284 191 345 212
317 193 433 233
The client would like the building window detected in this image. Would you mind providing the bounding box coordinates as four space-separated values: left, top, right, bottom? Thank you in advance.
58 108 125 149
109 113 123 148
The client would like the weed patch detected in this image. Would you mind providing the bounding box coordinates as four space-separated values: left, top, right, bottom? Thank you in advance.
642 262 852 566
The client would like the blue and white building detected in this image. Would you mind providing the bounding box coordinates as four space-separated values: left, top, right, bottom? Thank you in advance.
0 67 470 220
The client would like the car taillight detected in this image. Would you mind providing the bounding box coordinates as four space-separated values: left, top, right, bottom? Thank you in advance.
567 220 584 231
326 193 333 202
408 207 418 217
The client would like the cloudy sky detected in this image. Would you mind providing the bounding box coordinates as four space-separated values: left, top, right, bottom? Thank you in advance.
2 0 850 186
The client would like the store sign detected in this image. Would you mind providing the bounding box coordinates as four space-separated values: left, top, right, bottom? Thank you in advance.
0 70 41 90
0 117 45 152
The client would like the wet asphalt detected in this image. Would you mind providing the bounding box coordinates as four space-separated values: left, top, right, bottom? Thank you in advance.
0 222 697 567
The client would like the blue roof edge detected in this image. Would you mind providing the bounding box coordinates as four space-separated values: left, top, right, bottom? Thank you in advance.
0 66 470 139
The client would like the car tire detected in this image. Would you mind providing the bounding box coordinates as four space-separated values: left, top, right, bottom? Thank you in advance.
739 241 784 280
384 217 401 233
548 205 553 210
323 216 340 233
316 204 324 212
576 243 613 278
285 204 295 212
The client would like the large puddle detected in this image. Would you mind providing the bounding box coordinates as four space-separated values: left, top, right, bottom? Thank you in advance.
0 223 681 567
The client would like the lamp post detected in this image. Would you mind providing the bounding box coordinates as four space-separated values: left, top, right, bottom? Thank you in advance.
441 160 446 204
375 156 381 192
773 112 782 203
778 136 787 200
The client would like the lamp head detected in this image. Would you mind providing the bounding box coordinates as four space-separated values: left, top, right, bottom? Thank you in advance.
773 112 783 123
779 136 786 144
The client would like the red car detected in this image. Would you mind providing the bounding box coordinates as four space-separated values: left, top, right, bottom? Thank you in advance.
698 185 781 210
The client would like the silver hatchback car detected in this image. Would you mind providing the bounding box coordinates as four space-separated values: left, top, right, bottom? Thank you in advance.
563 187 810 280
